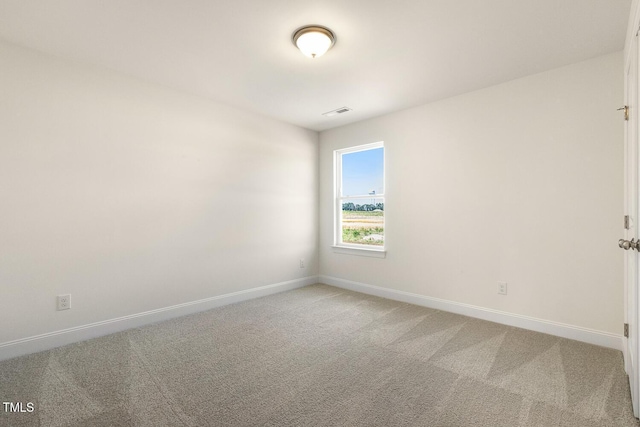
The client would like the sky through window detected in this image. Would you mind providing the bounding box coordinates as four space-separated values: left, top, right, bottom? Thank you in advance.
341 147 384 196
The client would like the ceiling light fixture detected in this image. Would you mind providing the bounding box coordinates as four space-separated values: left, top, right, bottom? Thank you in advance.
292 25 336 58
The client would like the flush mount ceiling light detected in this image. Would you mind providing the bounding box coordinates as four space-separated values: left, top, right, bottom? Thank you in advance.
292 25 336 58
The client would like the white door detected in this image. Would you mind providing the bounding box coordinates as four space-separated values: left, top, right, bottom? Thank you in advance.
623 30 640 418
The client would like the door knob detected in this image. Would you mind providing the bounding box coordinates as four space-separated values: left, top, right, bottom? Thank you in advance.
619 238 640 250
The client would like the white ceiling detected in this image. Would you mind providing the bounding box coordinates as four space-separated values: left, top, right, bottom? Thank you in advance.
0 0 631 131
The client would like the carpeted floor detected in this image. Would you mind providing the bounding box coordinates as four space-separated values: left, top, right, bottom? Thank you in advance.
1 284 638 426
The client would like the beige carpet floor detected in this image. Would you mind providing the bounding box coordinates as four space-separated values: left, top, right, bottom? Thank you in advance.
1 284 638 426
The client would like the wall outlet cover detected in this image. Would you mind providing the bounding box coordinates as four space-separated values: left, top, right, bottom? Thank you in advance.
497 282 507 295
57 294 71 311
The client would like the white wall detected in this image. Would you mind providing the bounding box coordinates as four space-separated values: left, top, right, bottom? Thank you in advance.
0 41 318 344
319 52 623 335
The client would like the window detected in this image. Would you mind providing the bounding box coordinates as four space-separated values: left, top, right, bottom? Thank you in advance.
334 142 385 255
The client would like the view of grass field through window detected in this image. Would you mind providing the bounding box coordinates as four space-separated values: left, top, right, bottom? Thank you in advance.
342 206 384 245
339 145 384 246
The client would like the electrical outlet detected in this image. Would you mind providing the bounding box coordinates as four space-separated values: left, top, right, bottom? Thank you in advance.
57 294 71 311
497 282 507 295
299 259 305 268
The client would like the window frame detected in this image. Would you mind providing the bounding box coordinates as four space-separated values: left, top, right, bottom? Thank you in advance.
333 141 386 257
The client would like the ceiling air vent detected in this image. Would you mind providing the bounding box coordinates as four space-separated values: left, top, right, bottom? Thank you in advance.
322 107 352 117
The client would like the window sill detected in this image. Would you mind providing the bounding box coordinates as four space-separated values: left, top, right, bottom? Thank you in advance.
331 245 386 258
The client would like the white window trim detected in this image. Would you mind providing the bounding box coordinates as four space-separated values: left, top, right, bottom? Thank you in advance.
333 141 386 257
331 245 386 258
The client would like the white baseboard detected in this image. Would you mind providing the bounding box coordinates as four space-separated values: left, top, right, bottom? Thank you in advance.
319 275 623 351
0 276 319 361
2 274 622 361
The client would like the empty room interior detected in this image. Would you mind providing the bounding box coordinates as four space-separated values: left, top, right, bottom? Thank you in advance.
3 0 640 426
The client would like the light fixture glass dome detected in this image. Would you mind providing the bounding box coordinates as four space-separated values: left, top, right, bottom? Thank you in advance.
292 26 335 58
